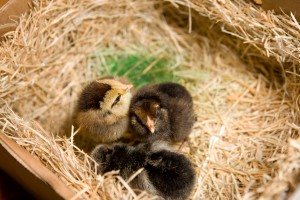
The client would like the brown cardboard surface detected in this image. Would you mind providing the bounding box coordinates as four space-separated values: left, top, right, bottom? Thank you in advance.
0 168 36 199
246 0 300 21
0 133 76 200
0 0 9 7
262 0 300 19
0 0 32 37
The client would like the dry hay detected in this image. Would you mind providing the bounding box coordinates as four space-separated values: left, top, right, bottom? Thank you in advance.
0 0 299 199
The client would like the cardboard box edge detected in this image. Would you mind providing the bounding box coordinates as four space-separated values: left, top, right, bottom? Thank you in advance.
0 133 76 200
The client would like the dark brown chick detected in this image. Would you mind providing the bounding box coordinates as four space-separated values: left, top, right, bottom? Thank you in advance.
130 82 194 143
91 142 196 200
74 78 133 147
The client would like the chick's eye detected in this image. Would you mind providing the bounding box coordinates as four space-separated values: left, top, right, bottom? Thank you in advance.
115 95 121 103
111 95 121 108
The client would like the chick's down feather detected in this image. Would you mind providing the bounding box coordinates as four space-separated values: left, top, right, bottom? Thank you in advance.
130 82 194 143
74 78 133 150
91 143 196 200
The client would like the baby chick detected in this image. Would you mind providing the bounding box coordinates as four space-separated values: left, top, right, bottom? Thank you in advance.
130 82 194 143
75 78 133 146
91 142 196 200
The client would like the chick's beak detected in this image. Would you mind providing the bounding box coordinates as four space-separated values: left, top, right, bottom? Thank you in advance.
126 84 133 92
146 116 155 134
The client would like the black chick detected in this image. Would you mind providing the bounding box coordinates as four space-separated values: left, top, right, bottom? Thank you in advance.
130 82 194 143
91 142 196 200
74 78 133 150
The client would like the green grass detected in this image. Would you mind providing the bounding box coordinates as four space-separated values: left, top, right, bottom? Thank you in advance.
89 50 180 88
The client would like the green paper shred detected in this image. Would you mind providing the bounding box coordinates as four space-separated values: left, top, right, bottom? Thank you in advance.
89 50 180 88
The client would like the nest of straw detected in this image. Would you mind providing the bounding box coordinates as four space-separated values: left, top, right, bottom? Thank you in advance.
0 0 299 199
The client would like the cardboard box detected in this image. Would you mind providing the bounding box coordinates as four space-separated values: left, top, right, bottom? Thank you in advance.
0 0 32 37
248 0 300 21
0 133 75 200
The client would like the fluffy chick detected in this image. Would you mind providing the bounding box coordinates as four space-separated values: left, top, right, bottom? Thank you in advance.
91 142 196 200
130 82 194 143
75 78 133 145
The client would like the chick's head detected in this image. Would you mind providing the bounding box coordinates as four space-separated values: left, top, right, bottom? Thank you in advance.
131 99 168 135
78 79 133 116
91 144 113 174
99 79 133 116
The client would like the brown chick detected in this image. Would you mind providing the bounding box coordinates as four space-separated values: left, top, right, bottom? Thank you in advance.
130 82 194 143
74 78 133 148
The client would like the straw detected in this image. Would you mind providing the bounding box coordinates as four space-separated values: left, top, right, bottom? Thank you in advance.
0 0 299 199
